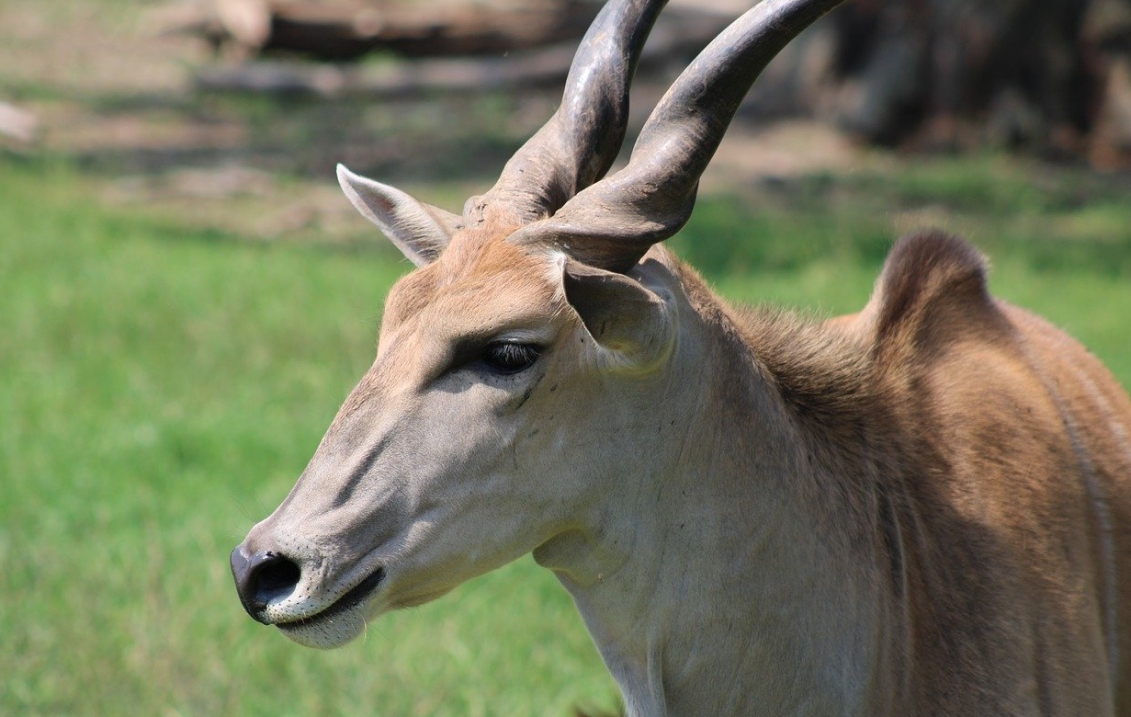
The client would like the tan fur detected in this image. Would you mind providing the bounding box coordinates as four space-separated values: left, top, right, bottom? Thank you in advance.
233 2 1131 710
236 223 1131 716
689 229 1131 715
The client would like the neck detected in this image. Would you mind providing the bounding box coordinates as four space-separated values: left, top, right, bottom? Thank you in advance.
535 277 891 717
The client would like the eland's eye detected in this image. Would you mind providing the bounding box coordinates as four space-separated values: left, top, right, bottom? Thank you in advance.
480 342 541 375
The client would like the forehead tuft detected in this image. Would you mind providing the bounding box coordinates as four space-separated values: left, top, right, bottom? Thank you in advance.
383 224 558 330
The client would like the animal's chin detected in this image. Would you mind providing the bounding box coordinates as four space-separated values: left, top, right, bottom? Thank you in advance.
276 602 369 648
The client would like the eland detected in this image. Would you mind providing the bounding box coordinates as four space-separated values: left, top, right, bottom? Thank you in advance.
231 0 1131 714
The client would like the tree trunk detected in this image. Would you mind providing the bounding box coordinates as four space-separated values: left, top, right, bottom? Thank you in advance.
817 0 1131 163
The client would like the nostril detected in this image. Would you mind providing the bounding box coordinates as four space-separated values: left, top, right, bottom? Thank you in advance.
231 548 302 623
254 554 301 597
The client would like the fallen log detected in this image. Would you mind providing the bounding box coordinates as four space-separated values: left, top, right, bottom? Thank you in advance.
0 101 38 144
162 0 606 60
269 0 601 59
187 0 1131 168
194 6 733 97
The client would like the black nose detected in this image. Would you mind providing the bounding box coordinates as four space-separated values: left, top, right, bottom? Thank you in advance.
230 547 302 623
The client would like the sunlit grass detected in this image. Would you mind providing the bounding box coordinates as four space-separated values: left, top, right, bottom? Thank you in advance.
0 160 614 717
1 154 1128 716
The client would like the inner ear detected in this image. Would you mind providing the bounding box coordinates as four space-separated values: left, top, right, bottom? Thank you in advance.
562 258 675 372
337 164 461 266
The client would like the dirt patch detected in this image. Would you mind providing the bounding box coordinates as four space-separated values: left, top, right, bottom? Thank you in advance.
0 0 965 248
703 121 884 189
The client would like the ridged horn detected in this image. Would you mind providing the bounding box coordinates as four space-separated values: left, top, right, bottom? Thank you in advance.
513 0 846 273
465 0 668 227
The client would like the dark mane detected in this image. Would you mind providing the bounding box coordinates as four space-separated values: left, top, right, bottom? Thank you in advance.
739 308 878 431
667 249 883 449
732 231 1007 434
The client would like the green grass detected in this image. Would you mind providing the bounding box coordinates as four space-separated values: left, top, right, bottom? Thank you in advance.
1 155 1129 717
0 160 615 717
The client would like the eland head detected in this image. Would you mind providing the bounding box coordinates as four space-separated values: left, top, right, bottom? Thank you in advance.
230 1 1131 715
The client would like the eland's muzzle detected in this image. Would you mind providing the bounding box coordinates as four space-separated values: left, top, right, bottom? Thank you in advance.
230 547 302 623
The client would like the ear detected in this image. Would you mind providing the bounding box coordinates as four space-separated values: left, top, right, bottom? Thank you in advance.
562 258 676 374
337 164 462 266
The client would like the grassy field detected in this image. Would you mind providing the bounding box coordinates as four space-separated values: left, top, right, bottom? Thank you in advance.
3 2 1129 714
1 148 1130 717
0 159 615 717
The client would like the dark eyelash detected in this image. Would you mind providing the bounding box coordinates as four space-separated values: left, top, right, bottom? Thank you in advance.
479 342 541 375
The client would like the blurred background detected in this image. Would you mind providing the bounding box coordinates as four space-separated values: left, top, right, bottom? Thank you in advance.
2 1 1130 715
